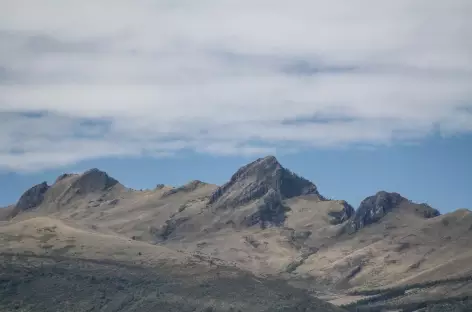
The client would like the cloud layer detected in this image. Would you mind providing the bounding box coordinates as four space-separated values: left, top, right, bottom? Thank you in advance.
1 0 471 171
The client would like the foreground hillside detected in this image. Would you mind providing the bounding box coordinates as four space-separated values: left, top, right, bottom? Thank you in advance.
1 155 472 311
0 253 342 312
0 217 344 312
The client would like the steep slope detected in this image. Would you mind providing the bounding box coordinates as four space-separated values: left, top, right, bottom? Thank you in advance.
204 155 325 229
347 191 440 233
9 182 50 218
209 155 323 209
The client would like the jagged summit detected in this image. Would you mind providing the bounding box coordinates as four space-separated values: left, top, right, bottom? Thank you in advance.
349 191 440 232
70 168 119 194
52 169 118 192
10 181 50 218
7 169 121 219
255 155 278 166
46 168 121 206
208 155 323 210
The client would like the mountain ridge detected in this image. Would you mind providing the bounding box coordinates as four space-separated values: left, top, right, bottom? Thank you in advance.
2 155 472 311
2 155 444 227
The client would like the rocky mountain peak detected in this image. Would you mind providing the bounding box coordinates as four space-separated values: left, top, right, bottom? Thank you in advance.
348 191 440 232
8 169 121 218
70 168 119 194
155 184 166 190
227 155 282 184
208 156 323 211
11 181 50 217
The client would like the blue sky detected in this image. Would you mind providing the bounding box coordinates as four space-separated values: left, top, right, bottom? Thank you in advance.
0 1 471 212
1 133 471 212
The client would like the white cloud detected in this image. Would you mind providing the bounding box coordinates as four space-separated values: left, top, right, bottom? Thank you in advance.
0 0 471 171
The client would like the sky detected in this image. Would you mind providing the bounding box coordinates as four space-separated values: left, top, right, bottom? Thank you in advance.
0 1 471 211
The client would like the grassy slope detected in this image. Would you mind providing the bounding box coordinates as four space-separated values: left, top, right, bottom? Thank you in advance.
0 217 345 312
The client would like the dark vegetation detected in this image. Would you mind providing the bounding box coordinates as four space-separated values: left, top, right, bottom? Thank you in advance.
346 275 472 296
341 276 472 312
0 253 345 312
343 297 472 312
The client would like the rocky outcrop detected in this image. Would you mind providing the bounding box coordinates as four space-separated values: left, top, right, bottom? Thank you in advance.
208 156 324 228
10 182 50 217
69 168 118 194
155 184 165 190
152 216 191 240
209 156 323 210
348 191 440 232
241 188 290 228
48 169 120 206
328 200 355 225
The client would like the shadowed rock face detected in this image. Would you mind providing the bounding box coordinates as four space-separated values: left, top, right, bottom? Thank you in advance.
11 182 50 217
328 201 355 225
349 191 440 231
70 168 118 194
208 156 323 210
241 188 291 228
207 156 324 228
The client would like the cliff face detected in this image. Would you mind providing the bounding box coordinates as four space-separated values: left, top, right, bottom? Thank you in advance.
10 182 50 218
348 191 440 232
69 168 119 194
209 156 322 204
207 155 324 228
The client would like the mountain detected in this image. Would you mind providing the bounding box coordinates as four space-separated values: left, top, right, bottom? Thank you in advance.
347 191 440 232
3 169 122 220
207 155 324 228
209 155 323 208
1 156 472 311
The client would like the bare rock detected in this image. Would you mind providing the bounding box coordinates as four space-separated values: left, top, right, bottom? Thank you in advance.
155 184 165 190
327 200 355 225
71 168 118 194
348 191 440 232
209 155 323 210
208 156 323 228
10 182 49 217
